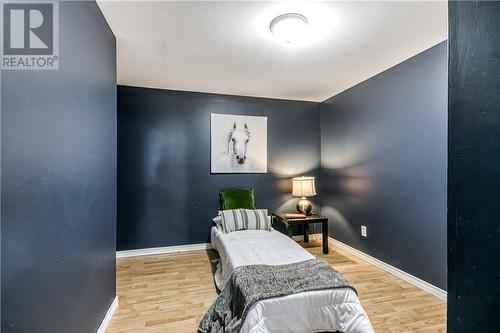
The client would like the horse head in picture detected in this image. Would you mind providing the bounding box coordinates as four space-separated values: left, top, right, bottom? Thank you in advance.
225 122 250 165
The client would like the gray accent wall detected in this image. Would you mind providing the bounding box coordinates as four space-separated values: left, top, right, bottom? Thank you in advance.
320 42 448 289
1 2 116 333
117 86 320 250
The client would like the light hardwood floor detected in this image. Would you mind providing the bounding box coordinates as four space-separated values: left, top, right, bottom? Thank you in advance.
106 237 446 333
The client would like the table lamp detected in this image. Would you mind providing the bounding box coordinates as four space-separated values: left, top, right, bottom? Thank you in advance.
292 176 317 215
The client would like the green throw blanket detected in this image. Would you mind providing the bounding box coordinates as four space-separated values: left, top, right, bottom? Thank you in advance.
199 259 356 333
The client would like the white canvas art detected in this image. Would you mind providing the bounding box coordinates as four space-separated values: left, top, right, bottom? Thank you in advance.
211 113 267 173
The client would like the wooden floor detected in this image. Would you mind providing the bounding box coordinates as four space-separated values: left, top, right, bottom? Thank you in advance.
106 237 446 333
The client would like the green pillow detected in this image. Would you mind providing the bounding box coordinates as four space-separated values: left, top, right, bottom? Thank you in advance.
220 188 256 210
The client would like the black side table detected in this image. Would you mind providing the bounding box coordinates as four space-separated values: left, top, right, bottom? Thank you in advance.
272 213 329 254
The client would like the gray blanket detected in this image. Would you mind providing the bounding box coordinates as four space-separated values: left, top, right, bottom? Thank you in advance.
199 258 356 333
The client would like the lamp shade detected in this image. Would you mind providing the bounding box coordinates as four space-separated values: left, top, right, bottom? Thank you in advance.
292 176 317 197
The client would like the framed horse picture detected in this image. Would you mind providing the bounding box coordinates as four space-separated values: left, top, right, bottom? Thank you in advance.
211 113 267 173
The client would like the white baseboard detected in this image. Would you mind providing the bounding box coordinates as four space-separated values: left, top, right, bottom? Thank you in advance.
116 243 212 258
330 237 447 301
97 296 118 333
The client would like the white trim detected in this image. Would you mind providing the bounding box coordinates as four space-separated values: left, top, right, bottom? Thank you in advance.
116 243 213 258
96 296 118 333
330 237 447 301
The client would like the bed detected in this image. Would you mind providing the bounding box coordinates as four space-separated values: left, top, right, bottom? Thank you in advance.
209 225 374 333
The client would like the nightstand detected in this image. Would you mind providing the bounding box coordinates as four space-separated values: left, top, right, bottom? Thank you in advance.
272 213 329 254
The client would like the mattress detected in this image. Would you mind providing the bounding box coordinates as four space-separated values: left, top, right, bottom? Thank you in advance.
210 226 375 333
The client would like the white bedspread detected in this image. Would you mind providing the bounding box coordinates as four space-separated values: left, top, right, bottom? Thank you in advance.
210 227 375 333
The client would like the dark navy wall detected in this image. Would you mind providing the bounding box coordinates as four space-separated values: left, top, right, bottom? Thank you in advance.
117 86 320 250
320 42 447 289
448 2 500 331
1 2 116 333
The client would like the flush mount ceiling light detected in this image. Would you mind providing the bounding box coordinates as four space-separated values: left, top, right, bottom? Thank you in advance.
270 13 308 44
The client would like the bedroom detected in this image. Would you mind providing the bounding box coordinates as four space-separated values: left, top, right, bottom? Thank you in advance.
1 1 499 333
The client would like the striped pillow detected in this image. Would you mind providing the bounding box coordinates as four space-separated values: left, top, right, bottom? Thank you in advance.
218 209 270 233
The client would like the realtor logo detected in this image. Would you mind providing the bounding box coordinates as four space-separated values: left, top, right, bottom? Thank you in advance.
1 1 59 70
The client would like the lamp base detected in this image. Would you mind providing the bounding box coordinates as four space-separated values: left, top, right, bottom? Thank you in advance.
296 197 312 215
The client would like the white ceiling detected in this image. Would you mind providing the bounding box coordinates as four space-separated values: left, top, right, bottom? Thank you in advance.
97 1 447 102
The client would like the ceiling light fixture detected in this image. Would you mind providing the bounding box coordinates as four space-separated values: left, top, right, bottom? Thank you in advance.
270 13 308 44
